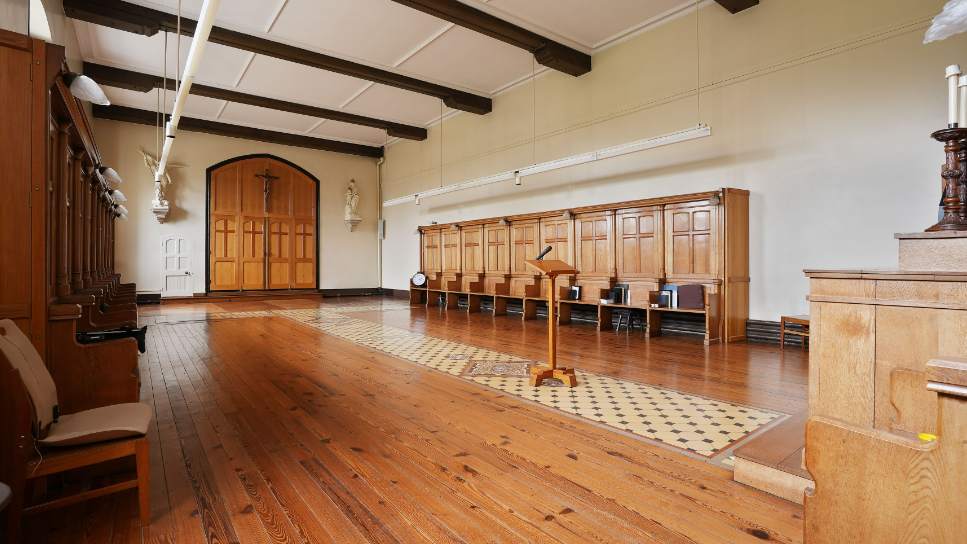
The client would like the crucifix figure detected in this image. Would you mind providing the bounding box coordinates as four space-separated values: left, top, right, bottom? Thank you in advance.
255 168 279 211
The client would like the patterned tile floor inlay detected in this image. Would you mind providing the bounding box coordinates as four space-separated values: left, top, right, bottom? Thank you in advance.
189 304 785 461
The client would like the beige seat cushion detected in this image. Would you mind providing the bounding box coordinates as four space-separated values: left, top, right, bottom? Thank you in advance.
0 482 10 511
38 403 153 447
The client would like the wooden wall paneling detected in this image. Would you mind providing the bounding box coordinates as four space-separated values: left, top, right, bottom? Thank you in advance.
422 229 442 274
614 205 663 304
889 367 938 435
510 220 540 297
292 219 315 289
291 170 315 219
211 163 241 215
664 200 718 281
724 189 750 341
265 160 292 218
873 304 939 431
461 225 483 292
32 38 50 358
538 216 573 298
240 216 266 290
442 229 461 273
571 211 613 302
483 223 509 293
82 173 93 286
0 32 37 350
810 301 876 426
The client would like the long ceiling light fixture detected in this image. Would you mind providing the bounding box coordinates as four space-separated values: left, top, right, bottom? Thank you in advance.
382 124 711 207
154 0 221 182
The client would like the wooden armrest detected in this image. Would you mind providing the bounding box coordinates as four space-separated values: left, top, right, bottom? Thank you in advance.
926 357 967 397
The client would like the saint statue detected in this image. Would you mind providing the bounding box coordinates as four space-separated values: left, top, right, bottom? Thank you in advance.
345 179 360 220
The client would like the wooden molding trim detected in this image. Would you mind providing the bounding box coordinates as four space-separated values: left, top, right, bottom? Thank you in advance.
713 0 759 14
417 189 731 230
387 0 590 77
0 304 30 320
807 294 967 311
93 105 384 158
63 0 492 115
83 62 428 141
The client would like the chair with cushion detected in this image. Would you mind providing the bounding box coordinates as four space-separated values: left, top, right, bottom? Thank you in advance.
0 319 152 544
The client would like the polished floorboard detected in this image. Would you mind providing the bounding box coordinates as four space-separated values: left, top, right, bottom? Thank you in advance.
22 297 807 543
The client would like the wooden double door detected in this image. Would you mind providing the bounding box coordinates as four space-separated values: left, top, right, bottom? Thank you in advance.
209 157 316 291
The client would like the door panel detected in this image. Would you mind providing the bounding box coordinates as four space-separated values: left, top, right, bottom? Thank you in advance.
615 206 662 279
210 215 239 291
511 222 538 274
268 219 291 289
240 216 265 290
292 220 315 289
462 227 483 273
484 225 508 273
162 235 192 297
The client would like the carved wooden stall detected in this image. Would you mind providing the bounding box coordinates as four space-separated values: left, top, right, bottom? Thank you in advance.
1 29 141 541
412 189 749 344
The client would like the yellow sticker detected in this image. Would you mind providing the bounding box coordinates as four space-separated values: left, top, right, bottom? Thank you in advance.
919 433 937 442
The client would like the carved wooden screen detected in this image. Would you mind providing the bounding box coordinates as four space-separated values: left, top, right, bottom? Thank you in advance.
615 206 663 279
664 201 717 280
422 229 442 273
574 212 611 276
484 224 509 273
462 226 484 273
208 157 316 291
511 220 539 274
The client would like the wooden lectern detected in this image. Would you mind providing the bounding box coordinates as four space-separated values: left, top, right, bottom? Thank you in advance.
525 259 579 387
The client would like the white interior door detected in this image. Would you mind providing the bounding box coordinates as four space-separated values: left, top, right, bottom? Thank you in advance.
161 235 192 297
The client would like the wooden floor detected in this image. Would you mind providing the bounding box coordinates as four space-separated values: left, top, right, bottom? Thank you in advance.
21 297 808 544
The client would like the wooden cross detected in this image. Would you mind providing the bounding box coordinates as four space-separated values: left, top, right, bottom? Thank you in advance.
255 169 279 211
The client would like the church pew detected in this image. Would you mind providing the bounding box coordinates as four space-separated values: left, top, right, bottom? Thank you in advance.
804 356 967 543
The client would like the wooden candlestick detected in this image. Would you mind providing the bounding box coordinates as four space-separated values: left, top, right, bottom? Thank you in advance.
926 128 967 232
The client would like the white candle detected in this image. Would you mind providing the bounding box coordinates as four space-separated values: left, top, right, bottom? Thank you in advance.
947 64 962 127
960 75 967 128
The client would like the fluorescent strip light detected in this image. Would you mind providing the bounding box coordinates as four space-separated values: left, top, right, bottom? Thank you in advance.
383 125 710 207
595 125 710 160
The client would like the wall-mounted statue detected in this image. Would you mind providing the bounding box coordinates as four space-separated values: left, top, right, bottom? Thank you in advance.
138 146 186 224
345 179 361 232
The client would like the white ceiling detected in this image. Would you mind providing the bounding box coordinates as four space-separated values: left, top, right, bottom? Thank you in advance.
76 0 703 147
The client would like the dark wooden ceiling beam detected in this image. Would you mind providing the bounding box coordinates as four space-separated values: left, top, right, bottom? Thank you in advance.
83 62 428 141
387 0 591 77
93 104 384 159
713 0 759 14
64 0 492 115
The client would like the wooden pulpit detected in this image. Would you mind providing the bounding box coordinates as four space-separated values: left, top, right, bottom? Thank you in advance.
525 259 579 387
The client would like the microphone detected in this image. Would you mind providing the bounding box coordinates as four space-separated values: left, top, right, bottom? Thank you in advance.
535 246 553 260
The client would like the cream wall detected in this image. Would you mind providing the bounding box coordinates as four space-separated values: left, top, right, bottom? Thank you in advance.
94 119 381 293
381 0 964 321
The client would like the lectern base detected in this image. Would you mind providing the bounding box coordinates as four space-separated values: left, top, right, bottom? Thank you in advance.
529 366 577 387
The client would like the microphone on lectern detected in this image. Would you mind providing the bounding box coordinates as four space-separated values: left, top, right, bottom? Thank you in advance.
535 246 553 260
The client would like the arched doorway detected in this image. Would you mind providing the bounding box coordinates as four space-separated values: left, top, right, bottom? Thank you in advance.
206 155 318 292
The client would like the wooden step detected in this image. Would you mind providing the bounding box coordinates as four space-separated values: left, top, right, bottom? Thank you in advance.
733 410 812 504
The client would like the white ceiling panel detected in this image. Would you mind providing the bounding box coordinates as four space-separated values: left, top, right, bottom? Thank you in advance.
343 83 454 126
268 0 449 67
103 87 225 118
468 0 689 49
397 25 533 94
233 55 368 110
310 119 387 145
123 0 283 34
217 102 320 133
78 21 253 87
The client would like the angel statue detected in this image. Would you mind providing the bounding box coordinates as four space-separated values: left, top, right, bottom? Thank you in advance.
138 146 187 206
